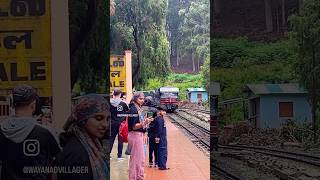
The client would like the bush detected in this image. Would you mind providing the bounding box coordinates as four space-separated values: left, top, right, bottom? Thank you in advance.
211 38 296 68
211 38 298 123
142 73 205 100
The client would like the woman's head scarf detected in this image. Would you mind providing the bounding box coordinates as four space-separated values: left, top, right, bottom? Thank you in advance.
64 94 110 180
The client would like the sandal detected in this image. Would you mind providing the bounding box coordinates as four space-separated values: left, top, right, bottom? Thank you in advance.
159 167 170 170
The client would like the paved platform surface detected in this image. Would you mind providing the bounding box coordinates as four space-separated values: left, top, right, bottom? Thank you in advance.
110 116 210 180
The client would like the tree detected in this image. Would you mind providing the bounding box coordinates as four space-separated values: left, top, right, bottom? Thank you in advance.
177 0 209 72
167 0 183 66
200 57 209 91
111 0 170 88
69 0 108 92
289 0 320 141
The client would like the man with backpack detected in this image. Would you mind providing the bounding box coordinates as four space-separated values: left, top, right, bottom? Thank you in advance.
0 84 60 180
109 89 129 161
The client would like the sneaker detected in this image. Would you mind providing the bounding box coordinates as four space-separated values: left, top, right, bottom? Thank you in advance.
148 162 153 167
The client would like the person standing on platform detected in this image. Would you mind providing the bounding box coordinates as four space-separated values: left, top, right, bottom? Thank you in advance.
109 89 129 161
127 92 153 180
147 108 159 168
56 94 109 180
0 84 61 180
155 105 169 170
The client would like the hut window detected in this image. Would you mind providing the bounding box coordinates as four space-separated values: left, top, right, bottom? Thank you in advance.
279 102 293 117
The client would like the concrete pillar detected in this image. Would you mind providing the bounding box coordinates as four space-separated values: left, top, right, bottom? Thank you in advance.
125 50 132 103
214 0 221 14
51 0 71 131
264 0 273 32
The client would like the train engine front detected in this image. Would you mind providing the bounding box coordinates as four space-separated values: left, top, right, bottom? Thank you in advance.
157 87 179 112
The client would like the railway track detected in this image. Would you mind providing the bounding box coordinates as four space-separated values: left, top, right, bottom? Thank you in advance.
175 111 210 132
212 163 242 180
220 144 320 167
176 109 210 124
178 108 210 115
166 113 210 150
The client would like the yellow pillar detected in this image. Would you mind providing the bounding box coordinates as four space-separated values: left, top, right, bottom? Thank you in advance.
125 50 133 103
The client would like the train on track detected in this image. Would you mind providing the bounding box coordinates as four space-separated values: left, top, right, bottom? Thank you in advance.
142 86 180 112
154 86 180 112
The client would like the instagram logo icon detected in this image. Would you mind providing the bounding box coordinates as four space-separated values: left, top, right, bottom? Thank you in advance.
23 139 40 156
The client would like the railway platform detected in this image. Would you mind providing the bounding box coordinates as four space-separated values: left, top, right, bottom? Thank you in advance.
110 115 210 180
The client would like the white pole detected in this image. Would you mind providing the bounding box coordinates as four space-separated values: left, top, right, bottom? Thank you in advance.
51 0 71 131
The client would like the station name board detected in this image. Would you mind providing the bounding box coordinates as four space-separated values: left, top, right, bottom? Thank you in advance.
110 55 126 94
0 0 52 97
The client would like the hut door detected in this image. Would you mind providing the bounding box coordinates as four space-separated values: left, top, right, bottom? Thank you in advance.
197 93 202 102
250 98 259 127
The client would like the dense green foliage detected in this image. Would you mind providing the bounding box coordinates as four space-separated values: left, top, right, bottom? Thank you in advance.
70 0 108 93
212 38 297 68
179 0 209 71
211 38 298 100
212 63 296 100
167 0 209 72
109 0 209 89
111 0 170 88
143 73 204 100
200 58 210 91
289 0 320 133
211 38 298 123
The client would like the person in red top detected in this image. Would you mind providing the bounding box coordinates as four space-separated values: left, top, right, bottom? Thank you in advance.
109 89 129 160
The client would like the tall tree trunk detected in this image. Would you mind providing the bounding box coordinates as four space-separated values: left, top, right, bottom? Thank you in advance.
70 0 97 55
299 0 303 14
192 52 195 72
176 47 179 67
276 7 280 33
264 0 273 32
70 0 98 89
214 0 221 14
197 57 200 72
132 26 142 87
282 0 286 28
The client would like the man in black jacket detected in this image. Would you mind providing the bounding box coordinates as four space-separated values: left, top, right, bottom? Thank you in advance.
0 84 60 180
109 89 129 160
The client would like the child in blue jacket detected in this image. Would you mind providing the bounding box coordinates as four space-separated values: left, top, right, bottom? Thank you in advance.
154 106 169 170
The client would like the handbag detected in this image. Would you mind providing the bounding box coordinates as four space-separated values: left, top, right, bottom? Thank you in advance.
119 117 128 143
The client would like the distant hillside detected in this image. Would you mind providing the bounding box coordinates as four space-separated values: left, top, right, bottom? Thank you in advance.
170 55 204 74
213 0 300 41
